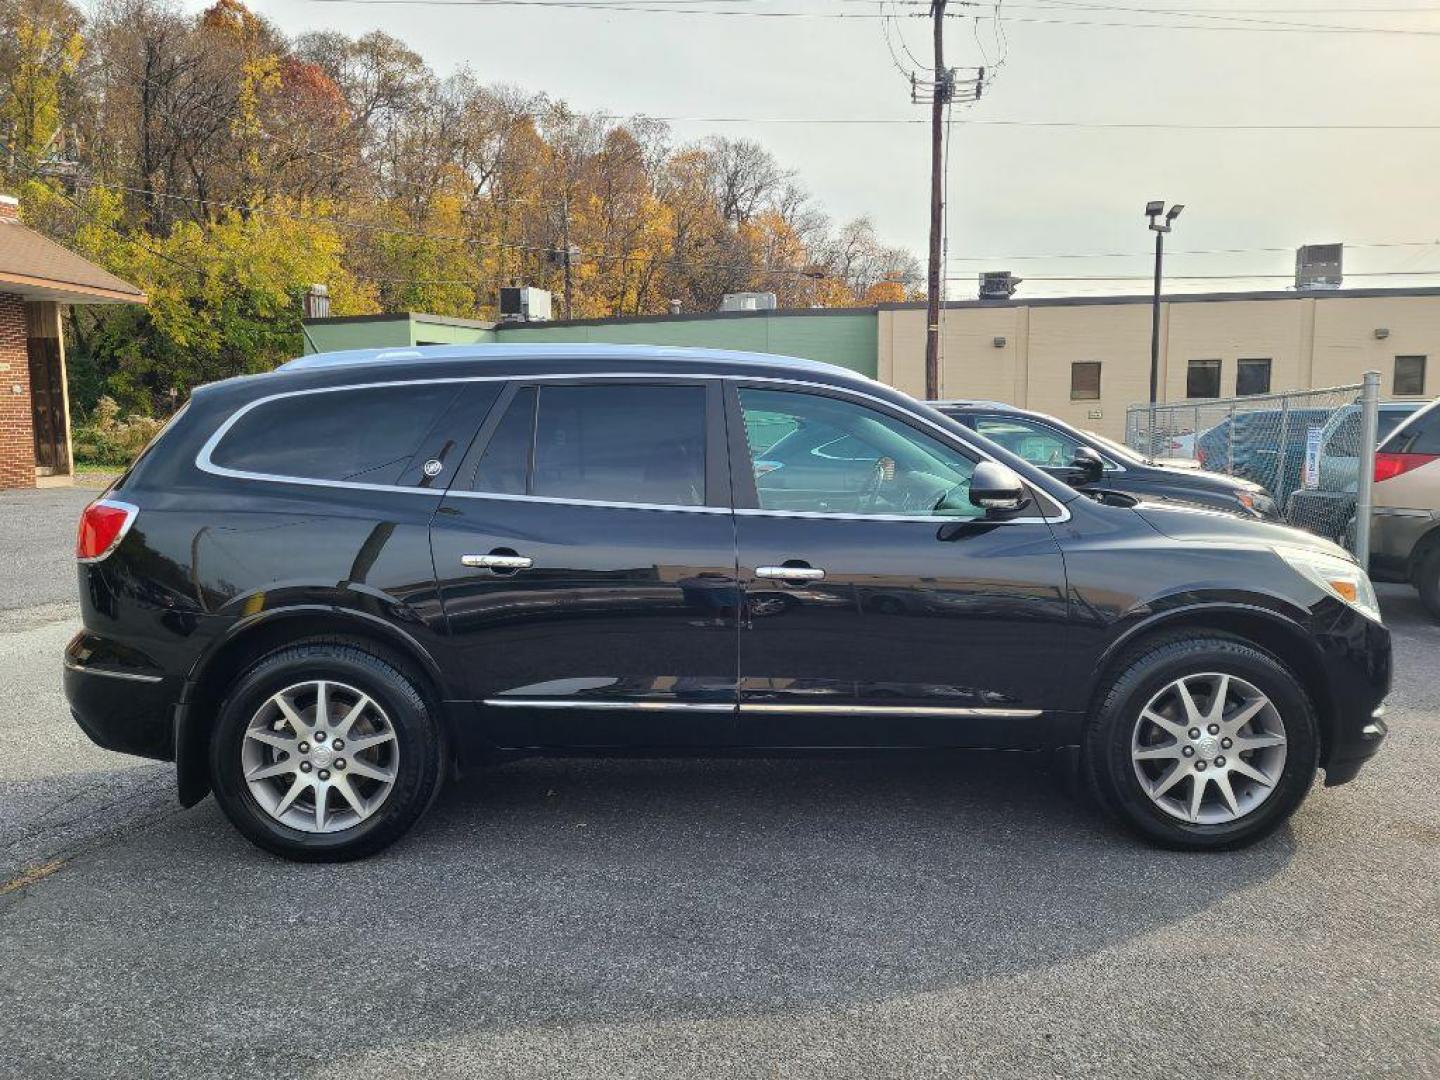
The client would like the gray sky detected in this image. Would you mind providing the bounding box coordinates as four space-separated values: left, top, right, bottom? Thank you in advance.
228 0 1440 296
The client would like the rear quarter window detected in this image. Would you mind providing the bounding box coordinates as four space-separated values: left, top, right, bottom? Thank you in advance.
208 382 460 484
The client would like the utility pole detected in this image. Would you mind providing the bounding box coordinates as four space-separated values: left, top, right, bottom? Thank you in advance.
561 190 574 320
924 0 950 401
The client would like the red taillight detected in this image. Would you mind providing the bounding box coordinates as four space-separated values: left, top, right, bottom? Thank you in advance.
76 500 138 562
1374 451 1438 484
1196 447 1207 465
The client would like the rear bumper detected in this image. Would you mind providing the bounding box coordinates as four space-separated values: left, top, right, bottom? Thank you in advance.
63 632 175 762
1368 507 1438 578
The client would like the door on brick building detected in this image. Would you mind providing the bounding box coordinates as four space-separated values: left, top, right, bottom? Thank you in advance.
27 335 67 473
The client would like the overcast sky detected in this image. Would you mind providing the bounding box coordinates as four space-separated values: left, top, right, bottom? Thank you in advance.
195 0 1440 297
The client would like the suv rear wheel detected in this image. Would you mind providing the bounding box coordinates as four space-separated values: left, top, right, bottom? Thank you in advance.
1084 635 1319 850
1415 547 1440 621
209 643 444 861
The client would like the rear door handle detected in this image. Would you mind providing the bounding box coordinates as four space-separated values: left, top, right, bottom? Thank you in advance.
756 565 825 581
461 553 533 570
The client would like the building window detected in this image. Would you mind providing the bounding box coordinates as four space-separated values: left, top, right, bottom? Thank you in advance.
1070 361 1102 400
1187 359 1222 399
1395 355 1427 396
1236 358 1272 397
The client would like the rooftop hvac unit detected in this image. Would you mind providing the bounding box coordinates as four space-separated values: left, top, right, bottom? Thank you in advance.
1295 244 1343 291
720 291 777 312
499 286 553 323
978 271 1021 300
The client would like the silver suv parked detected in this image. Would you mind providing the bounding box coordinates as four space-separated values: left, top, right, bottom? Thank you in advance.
1367 397 1440 618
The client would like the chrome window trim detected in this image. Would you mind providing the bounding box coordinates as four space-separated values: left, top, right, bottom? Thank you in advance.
483 697 1041 719
193 370 1070 523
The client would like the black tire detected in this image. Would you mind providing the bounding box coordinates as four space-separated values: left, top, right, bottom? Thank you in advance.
1083 633 1319 851
1416 547 1440 622
209 643 444 862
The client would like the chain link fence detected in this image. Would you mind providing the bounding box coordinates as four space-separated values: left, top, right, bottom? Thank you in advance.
1124 373 1381 562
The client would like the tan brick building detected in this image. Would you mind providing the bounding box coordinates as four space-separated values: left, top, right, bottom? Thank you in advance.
877 288 1440 441
0 194 145 489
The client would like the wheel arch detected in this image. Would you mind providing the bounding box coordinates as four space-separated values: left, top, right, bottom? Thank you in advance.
1405 522 1440 583
1083 604 1338 765
175 606 450 807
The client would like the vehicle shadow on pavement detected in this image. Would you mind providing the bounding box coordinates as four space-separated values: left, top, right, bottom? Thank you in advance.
0 751 1297 1078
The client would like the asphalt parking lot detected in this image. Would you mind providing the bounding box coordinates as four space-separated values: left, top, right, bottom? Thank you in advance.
1 486 1437 1079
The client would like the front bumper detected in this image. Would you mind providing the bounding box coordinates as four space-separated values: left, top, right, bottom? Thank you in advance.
1315 609 1391 787
1323 708 1387 786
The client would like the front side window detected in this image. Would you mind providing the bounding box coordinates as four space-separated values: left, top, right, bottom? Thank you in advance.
1395 355 1427 397
740 388 980 518
973 415 1082 469
210 383 457 484
1187 359 1222 399
1236 358 1271 396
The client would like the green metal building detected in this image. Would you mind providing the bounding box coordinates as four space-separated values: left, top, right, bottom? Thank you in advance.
302 308 879 379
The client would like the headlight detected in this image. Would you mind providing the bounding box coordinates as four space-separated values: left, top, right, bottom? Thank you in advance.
1235 491 1275 515
1275 546 1381 623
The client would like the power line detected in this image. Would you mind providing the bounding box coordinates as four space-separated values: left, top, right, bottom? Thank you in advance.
969 7 1440 29
946 239 1440 262
297 0 931 15
600 113 1440 129
296 0 1440 28
944 268 1440 281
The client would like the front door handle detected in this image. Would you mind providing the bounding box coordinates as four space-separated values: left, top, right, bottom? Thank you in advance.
461 553 533 570
756 564 825 581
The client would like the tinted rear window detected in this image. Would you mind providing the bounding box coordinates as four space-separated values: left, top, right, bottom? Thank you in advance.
532 384 706 506
211 383 457 483
471 387 535 495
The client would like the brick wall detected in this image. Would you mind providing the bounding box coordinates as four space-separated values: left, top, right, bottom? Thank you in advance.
0 291 36 489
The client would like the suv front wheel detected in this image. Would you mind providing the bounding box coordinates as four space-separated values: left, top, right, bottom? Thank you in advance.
209 643 444 861
1084 634 1319 850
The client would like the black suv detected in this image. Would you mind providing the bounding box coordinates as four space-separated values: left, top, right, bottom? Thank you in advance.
934 400 1280 519
66 345 1390 860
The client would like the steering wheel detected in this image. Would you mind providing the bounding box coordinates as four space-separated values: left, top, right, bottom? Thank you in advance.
858 458 889 512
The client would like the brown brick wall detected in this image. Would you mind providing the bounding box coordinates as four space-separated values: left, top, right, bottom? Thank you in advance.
0 291 37 489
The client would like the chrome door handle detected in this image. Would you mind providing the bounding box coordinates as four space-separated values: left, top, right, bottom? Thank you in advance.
461 553 533 570
756 565 825 581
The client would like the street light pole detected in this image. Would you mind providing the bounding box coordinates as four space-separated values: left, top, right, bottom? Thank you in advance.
1149 227 1163 406
1145 200 1184 405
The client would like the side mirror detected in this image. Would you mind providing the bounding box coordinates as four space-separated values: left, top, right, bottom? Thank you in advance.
1069 446 1105 486
969 461 1030 514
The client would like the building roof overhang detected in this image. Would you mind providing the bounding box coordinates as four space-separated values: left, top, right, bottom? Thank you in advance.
0 219 146 306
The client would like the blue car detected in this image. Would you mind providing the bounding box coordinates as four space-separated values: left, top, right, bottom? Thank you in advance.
1196 408 1333 506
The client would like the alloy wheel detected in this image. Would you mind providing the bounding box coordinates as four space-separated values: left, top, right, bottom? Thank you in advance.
240 680 400 833
1130 672 1288 825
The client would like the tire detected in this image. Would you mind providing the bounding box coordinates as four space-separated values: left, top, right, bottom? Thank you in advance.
209 643 445 862
1083 634 1319 851
1416 547 1440 622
